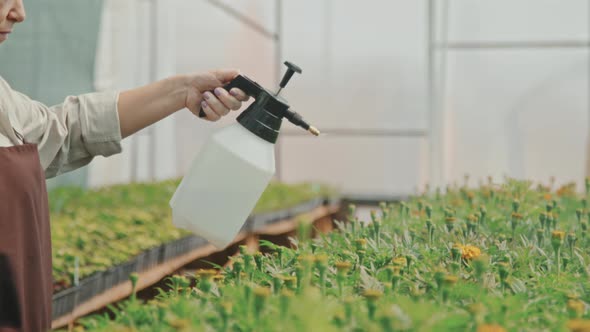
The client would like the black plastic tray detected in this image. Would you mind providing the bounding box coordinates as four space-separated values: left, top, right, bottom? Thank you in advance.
160 235 207 262
137 246 161 272
77 272 104 304
52 285 79 319
115 258 139 286
250 198 325 231
324 196 341 207
51 196 341 315
102 267 118 291
289 198 324 217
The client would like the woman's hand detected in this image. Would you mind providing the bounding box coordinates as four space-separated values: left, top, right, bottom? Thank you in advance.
185 69 250 122
118 69 250 138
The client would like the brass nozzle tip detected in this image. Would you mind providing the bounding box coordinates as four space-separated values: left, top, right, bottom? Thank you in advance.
309 126 320 136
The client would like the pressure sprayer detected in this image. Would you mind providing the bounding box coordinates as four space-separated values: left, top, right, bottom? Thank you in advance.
170 61 320 248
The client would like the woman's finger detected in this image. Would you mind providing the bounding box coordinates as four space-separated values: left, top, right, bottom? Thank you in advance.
203 91 230 117
214 88 241 111
200 99 221 121
211 69 240 85
229 88 250 102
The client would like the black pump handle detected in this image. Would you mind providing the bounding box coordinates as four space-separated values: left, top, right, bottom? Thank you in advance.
279 61 302 89
198 75 263 118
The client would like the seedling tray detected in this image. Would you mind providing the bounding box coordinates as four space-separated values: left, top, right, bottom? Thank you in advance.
51 199 342 328
324 196 341 207
78 272 104 304
289 197 324 217
102 267 118 291
250 198 325 231
137 246 161 272
52 285 79 319
160 235 207 262
115 258 140 286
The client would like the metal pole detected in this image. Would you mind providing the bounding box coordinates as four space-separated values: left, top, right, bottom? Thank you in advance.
587 1 590 178
275 0 283 181
148 0 158 181
130 0 144 183
325 0 332 82
438 0 450 188
436 40 590 50
205 0 277 39
281 128 428 137
427 0 437 190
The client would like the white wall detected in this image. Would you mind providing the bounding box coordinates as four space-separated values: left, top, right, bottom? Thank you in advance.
89 0 590 196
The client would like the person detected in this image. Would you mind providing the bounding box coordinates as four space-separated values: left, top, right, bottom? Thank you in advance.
0 1 249 331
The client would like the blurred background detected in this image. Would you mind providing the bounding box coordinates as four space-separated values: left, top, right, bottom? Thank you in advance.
1 0 588 201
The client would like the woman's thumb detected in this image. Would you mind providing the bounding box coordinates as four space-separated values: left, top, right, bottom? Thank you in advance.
211 69 240 85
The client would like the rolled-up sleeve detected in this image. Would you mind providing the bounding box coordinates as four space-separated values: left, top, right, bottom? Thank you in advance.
1 79 123 178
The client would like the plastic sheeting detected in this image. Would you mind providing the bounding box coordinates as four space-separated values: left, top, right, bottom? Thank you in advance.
0 0 104 188
0 0 103 105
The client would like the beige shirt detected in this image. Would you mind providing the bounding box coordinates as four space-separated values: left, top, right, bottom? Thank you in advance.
0 76 123 178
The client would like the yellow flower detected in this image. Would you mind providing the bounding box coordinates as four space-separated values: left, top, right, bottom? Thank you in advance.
393 257 407 267
314 254 329 264
390 265 402 275
334 261 352 272
280 289 294 298
568 299 586 317
552 230 566 241
168 318 190 329
453 244 482 260
461 245 482 260
476 324 506 332
281 275 297 288
354 238 368 254
467 302 486 316
253 286 271 298
362 289 383 301
196 269 217 280
297 254 315 265
445 217 457 223
567 319 590 332
443 275 458 286
220 301 233 314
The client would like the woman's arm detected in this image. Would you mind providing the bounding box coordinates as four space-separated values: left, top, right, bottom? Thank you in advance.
1 69 248 178
118 69 248 138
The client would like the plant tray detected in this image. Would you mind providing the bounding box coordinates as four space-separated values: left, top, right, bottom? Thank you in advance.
115 258 140 286
102 267 118 291
52 285 79 319
137 246 161 272
250 199 325 231
77 272 104 304
160 235 207 262
324 196 341 207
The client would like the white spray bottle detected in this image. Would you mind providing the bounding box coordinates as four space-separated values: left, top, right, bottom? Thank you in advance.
170 62 320 248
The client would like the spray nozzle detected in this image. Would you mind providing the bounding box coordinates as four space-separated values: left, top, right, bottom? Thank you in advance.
284 109 320 136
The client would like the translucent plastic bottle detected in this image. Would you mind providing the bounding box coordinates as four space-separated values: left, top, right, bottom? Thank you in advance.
170 65 317 249
170 123 275 248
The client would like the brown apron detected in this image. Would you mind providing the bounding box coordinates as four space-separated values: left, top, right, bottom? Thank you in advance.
0 142 52 331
